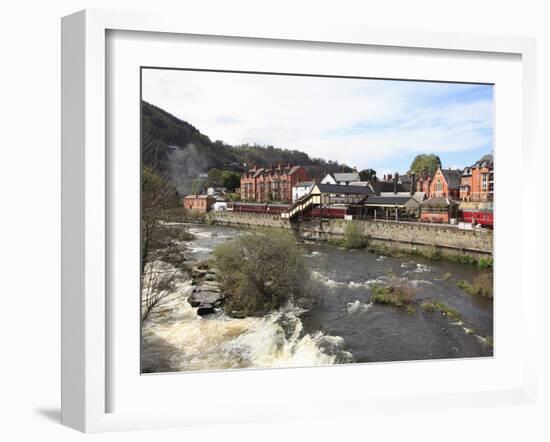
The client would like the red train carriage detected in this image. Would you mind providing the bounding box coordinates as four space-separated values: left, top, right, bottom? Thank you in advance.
459 209 493 228
228 202 289 214
304 206 348 219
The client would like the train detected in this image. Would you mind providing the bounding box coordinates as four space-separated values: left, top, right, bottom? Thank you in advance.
226 201 493 228
459 209 494 228
227 201 289 215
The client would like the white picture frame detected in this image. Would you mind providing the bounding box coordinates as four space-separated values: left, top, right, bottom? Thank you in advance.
61 9 538 433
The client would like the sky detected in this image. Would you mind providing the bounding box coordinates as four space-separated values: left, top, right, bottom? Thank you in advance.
142 68 494 175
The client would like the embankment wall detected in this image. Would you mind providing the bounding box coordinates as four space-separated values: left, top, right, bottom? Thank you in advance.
208 211 493 257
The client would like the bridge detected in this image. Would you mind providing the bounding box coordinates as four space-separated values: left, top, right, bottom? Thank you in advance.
281 183 373 220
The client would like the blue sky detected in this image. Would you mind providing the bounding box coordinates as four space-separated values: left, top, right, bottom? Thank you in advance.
142 69 493 175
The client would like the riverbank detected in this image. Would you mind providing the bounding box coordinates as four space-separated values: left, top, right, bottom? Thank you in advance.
207 211 493 264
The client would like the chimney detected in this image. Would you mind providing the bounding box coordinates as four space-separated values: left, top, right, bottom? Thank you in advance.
410 173 416 196
393 172 398 194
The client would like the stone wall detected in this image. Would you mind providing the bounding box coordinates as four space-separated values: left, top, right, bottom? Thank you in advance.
208 211 493 257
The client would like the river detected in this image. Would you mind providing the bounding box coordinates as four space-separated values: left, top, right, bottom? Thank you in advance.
141 223 493 373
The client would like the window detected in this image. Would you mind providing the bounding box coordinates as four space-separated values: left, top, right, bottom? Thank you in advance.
481 173 488 190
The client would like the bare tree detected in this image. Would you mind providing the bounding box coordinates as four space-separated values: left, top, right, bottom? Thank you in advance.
141 263 178 322
141 166 179 274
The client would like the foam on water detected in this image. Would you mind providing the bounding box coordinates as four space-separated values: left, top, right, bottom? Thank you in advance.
311 270 346 288
346 300 372 314
142 283 346 372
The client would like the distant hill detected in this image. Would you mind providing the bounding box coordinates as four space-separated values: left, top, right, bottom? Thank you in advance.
141 101 350 194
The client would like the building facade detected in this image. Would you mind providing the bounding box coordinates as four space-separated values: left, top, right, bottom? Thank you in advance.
459 154 493 202
292 181 315 202
183 195 216 213
428 167 461 199
240 163 312 202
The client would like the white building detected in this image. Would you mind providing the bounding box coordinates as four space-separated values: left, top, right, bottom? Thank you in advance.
292 181 316 202
320 172 361 186
212 201 229 211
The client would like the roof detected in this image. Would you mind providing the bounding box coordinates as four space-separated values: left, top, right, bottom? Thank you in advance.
251 168 265 178
398 174 412 183
420 197 458 207
315 183 374 195
288 165 303 175
332 172 360 182
439 168 461 189
302 165 326 180
380 191 426 202
473 154 493 168
294 181 316 187
364 196 413 206
371 181 409 194
184 194 215 199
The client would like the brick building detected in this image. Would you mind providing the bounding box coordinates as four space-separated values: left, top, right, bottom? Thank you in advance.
428 167 461 199
240 163 312 202
459 154 493 202
183 194 216 213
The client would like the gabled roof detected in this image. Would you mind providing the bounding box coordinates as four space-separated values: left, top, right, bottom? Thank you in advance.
439 168 461 189
332 172 360 182
315 183 374 195
294 181 316 187
420 196 458 207
288 165 303 175
473 154 493 168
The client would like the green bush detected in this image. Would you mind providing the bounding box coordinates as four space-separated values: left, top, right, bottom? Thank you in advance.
343 221 366 249
478 257 493 268
457 273 493 299
371 279 416 307
421 300 461 321
212 230 310 317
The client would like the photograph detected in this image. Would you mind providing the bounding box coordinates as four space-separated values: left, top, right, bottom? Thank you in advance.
140 68 494 374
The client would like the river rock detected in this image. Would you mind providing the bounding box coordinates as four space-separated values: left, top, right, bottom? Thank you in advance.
188 290 224 308
197 304 215 316
191 268 209 278
204 272 217 281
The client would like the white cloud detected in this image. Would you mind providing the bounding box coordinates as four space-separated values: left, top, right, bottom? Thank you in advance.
142 69 493 170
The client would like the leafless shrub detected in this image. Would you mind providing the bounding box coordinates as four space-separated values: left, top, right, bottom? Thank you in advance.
141 263 178 322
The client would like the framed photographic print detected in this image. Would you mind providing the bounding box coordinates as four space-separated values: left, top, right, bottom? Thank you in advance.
61 9 538 432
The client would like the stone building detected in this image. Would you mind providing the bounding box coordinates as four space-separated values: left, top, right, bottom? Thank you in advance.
240 163 312 202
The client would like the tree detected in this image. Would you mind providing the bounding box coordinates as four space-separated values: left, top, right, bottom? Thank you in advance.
343 221 367 249
212 230 311 317
409 154 442 176
221 170 241 191
359 168 377 182
141 166 179 274
207 168 224 187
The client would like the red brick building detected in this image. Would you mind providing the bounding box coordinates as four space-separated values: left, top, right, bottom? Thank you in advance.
240 163 312 202
459 154 493 202
428 167 461 199
183 194 216 213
